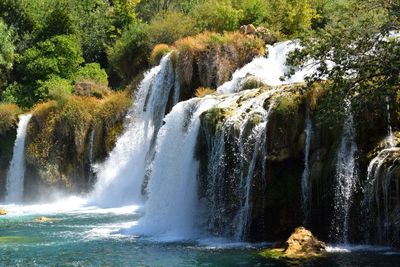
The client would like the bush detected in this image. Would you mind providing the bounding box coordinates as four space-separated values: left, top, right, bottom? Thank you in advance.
0 103 21 134
191 0 243 32
147 11 197 46
36 76 73 104
74 80 111 99
149 44 172 65
107 22 149 82
73 63 108 86
17 35 84 84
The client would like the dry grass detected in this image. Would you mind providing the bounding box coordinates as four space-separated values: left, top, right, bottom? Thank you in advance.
195 87 216 97
172 31 265 90
0 103 22 134
149 44 173 65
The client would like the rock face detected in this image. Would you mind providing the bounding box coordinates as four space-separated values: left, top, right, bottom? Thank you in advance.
283 227 326 257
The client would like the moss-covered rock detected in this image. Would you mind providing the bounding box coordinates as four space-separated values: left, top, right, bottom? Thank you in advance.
23 92 131 199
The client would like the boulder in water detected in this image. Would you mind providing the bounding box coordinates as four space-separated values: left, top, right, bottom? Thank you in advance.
261 227 326 259
33 217 60 223
0 208 7 215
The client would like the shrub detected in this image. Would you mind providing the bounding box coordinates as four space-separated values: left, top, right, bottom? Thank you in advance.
36 76 73 104
16 35 84 84
149 44 172 65
74 80 111 99
73 63 108 86
107 22 149 82
191 0 243 32
147 11 197 46
0 103 21 134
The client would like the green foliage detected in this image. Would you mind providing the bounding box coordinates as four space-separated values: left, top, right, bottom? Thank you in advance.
17 35 84 84
0 20 15 89
107 22 149 82
73 63 108 86
191 0 243 32
37 76 73 104
148 11 197 45
289 0 400 123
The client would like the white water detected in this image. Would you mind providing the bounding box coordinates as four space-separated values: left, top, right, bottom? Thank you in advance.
217 40 326 94
5 114 32 203
301 109 313 225
127 97 218 241
330 100 358 243
89 54 177 207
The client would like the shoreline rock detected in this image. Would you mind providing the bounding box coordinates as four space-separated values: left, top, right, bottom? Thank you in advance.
0 208 7 215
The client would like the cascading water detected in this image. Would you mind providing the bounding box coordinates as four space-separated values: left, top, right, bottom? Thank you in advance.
301 109 313 226
363 96 399 244
89 54 179 207
198 89 279 240
5 114 32 203
128 97 218 240
217 40 327 94
330 100 358 244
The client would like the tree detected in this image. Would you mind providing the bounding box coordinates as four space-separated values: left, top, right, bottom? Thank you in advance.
288 0 400 122
0 20 15 90
17 35 84 84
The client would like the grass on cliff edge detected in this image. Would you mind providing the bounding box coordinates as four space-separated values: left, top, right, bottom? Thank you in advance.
0 103 22 135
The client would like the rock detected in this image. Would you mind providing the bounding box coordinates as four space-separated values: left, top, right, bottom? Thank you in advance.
261 227 326 259
33 216 60 223
0 208 7 215
255 27 278 44
240 24 256 35
284 227 326 257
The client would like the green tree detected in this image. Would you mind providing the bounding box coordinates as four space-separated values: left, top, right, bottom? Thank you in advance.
288 0 400 122
73 63 108 86
107 22 149 82
0 20 15 90
17 34 84 84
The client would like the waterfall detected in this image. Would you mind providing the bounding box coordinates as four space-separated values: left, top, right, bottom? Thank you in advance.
363 97 399 244
301 109 313 226
89 54 178 207
199 88 279 240
330 100 358 243
385 96 395 147
217 40 328 94
5 114 32 203
130 97 218 240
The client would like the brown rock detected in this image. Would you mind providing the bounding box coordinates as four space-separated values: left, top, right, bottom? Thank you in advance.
283 227 326 257
255 27 278 44
0 208 7 215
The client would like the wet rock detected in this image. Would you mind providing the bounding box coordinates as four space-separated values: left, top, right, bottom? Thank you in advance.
261 227 326 259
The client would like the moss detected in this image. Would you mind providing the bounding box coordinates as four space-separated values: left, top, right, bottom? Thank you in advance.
242 76 266 90
25 91 131 195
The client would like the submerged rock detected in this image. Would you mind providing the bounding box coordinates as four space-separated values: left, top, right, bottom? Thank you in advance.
261 227 326 259
33 216 61 223
0 208 7 215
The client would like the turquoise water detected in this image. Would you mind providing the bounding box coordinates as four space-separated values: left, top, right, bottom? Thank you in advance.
1 202 400 267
